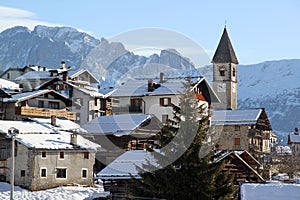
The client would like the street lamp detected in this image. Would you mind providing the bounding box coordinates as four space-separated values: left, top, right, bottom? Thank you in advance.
8 127 19 200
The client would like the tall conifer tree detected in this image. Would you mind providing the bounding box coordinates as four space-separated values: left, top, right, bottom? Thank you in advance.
129 80 236 199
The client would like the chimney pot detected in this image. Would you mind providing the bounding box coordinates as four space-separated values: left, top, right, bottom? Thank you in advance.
70 133 78 147
148 79 154 92
160 72 165 83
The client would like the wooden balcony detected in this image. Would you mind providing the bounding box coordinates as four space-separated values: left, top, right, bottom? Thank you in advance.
15 106 76 121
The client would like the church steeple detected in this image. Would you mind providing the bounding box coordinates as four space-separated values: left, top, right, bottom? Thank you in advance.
212 27 239 110
212 27 238 64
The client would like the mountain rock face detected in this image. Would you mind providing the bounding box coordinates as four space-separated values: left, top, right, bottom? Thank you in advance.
0 25 100 69
0 25 298 138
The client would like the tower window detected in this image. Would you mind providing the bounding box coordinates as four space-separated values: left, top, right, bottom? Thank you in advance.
233 68 236 77
219 66 225 76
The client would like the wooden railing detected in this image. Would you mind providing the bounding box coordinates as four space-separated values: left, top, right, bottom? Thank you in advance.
15 106 76 121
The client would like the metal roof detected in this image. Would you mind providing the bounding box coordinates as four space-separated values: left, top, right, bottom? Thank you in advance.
97 150 156 179
82 114 159 136
211 109 263 125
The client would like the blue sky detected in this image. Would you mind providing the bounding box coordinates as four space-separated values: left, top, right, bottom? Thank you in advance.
0 0 299 65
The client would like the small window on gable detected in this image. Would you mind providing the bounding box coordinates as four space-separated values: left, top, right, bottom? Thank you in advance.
59 151 64 159
41 151 46 158
160 97 171 107
84 152 89 159
234 125 240 131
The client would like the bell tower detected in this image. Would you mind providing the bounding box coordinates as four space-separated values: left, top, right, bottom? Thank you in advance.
212 26 239 110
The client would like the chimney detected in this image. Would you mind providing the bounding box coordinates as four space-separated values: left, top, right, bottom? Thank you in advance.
70 133 78 147
295 127 299 135
60 61 66 70
38 66 41 71
148 79 154 92
51 115 56 126
160 72 165 83
62 71 68 82
43 67 46 71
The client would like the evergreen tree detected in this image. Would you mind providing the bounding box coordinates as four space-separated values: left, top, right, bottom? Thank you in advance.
129 80 236 200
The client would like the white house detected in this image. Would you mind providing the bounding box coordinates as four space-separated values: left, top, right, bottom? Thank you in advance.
288 128 300 156
110 75 219 123
0 119 100 191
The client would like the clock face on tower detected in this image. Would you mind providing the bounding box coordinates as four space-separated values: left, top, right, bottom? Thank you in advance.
217 83 226 92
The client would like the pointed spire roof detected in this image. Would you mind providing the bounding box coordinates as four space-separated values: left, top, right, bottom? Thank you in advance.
212 27 238 64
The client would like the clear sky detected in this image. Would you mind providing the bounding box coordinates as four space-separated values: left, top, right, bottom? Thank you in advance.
0 0 299 65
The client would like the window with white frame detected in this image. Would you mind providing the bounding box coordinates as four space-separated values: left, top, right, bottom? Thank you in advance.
56 168 67 178
41 168 47 178
82 169 88 178
59 151 64 159
41 151 47 159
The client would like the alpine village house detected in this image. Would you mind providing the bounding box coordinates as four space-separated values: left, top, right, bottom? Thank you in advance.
0 27 277 195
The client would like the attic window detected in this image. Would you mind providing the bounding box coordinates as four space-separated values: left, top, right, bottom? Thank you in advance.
41 151 47 158
84 152 89 159
160 97 171 107
59 151 64 159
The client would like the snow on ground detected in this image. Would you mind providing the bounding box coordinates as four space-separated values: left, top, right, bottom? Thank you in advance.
0 182 109 200
241 182 300 200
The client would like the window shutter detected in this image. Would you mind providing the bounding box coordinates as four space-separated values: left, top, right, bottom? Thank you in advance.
168 98 171 106
159 98 163 106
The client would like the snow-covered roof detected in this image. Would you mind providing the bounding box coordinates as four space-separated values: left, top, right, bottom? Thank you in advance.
211 109 263 125
38 78 103 98
0 78 20 89
240 182 300 200
0 120 57 134
111 77 210 97
111 79 182 97
0 117 87 134
3 89 70 103
82 114 156 136
28 117 87 133
68 82 103 97
97 150 156 180
15 71 52 80
0 119 99 150
69 68 99 84
289 133 300 143
15 131 99 150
